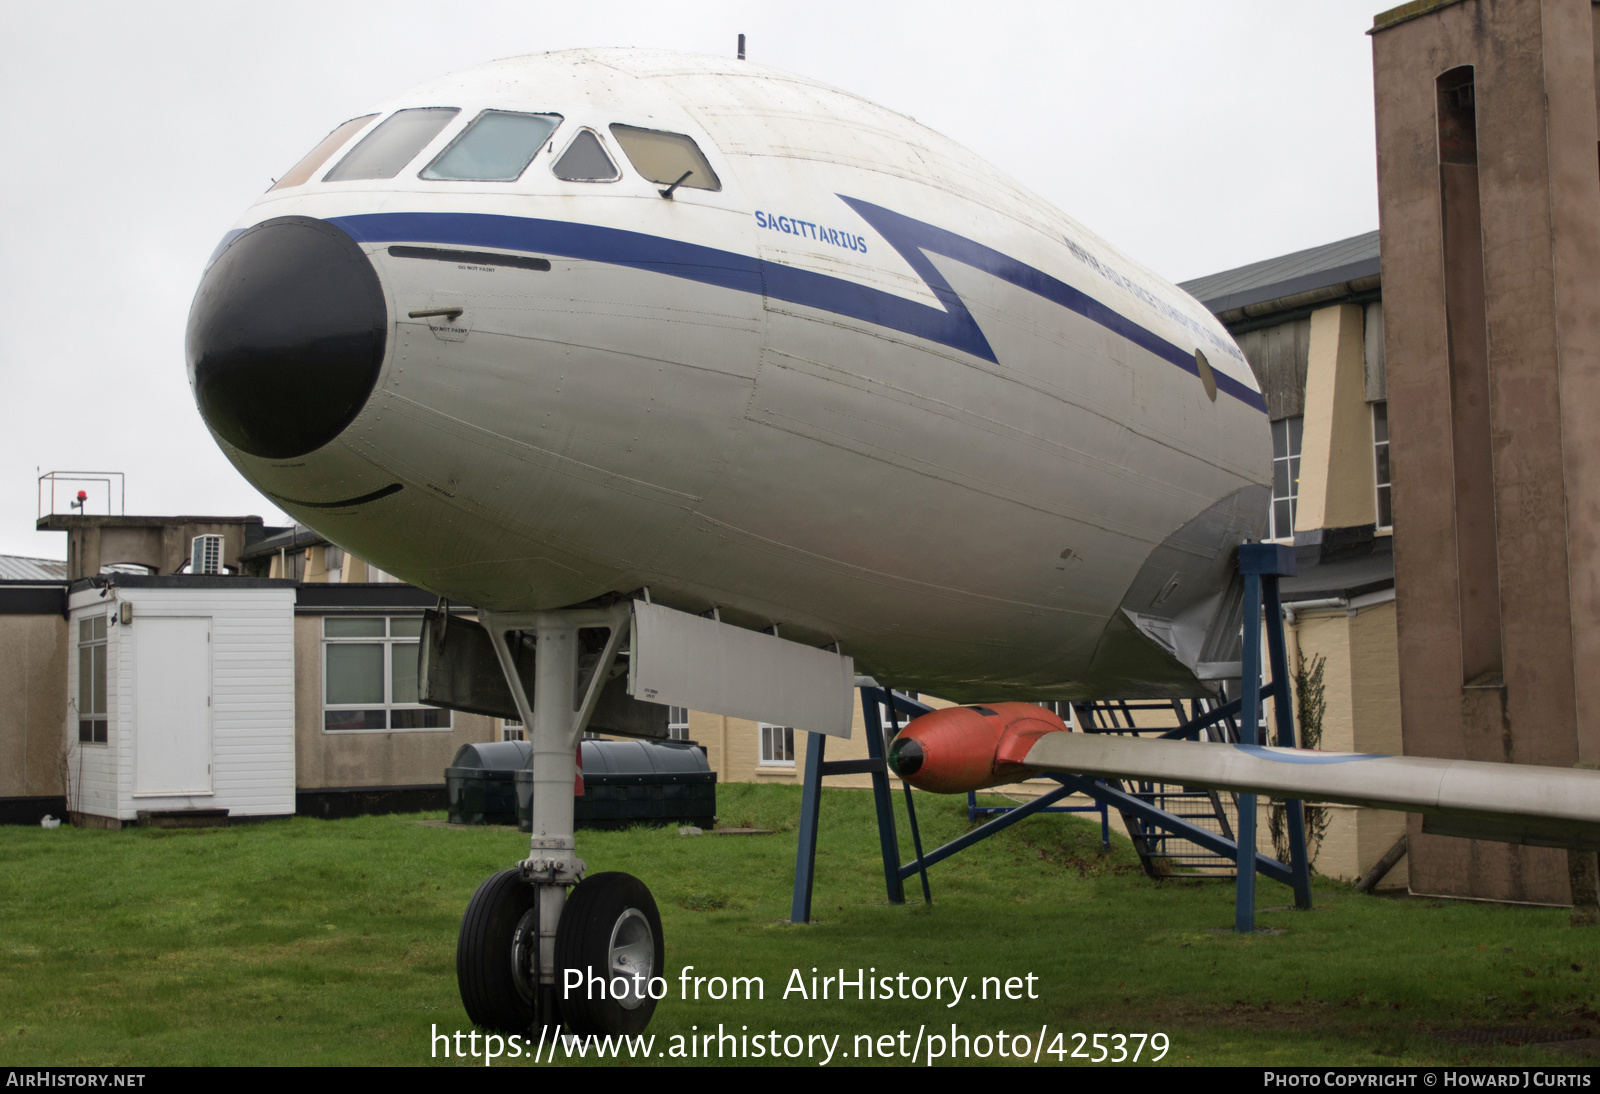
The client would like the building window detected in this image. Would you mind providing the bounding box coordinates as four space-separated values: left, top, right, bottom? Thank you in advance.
877 691 920 735
77 615 107 744
1373 401 1392 530
759 724 795 766
1270 416 1303 541
500 718 524 742
323 616 450 731
668 706 690 742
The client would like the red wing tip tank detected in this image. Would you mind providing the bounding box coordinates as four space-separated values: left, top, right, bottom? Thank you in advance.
888 702 1600 851
887 703 1066 794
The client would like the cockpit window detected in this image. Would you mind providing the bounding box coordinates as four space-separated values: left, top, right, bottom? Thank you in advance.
271 115 378 191
551 129 619 182
421 110 562 181
323 108 460 182
609 125 721 192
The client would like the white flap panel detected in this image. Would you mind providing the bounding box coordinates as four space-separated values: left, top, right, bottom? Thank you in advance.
629 601 854 737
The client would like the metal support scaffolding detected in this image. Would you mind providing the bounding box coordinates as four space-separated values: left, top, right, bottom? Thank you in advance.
968 789 1109 851
1078 696 1246 878
791 687 928 922
789 543 1313 927
1236 542 1311 930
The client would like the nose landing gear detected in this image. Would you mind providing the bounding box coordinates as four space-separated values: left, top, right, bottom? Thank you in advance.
454 605 665 1038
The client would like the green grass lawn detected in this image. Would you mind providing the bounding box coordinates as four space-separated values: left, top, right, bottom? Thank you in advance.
2 783 1596 1066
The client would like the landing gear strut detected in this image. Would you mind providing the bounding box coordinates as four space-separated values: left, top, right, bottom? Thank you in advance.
454 604 664 1037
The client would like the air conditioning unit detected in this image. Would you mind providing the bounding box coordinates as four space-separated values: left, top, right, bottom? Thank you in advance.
191 534 225 575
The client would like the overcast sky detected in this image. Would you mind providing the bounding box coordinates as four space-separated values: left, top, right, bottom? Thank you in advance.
0 1 1382 561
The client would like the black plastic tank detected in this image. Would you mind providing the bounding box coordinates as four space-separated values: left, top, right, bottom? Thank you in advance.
445 740 533 825
515 740 716 831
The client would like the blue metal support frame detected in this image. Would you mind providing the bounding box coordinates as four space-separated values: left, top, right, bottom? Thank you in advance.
902 782 1083 876
1262 564 1314 911
881 694 933 904
1049 775 1298 886
1154 685 1277 740
790 541 1309 924
1237 565 1262 930
1235 543 1309 931
967 789 1110 851
902 773 1296 886
792 687 934 922
790 733 829 924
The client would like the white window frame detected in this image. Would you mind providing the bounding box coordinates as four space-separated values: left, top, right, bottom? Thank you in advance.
877 691 920 735
1269 415 1303 542
1373 401 1392 531
668 706 690 742
759 723 795 766
76 613 108 745
322 615 451 733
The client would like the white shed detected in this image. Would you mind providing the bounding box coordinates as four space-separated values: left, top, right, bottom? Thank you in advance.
66 576 295 825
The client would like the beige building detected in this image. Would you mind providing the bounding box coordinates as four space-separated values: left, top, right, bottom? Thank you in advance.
1186 236 1406 886
0 556 70 823
244 525 500 817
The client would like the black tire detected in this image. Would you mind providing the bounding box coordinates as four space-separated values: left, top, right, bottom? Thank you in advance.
555 872 664 1036
457 868 541 1032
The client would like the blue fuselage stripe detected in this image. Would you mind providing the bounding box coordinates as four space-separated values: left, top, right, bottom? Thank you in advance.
321 203 1265 412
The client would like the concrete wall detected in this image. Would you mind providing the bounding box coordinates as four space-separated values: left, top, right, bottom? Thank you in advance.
1289 599 1408 888
292 613 497 789
1373 0 1600 903
0 613 68 799
43 516 266 579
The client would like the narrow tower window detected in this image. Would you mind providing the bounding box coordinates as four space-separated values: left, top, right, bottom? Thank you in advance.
1437 66 1503 685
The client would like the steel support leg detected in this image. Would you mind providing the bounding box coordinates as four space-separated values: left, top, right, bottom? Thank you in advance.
1236 569 1262 933
1236 543 1298 931
862 689 906 904
1263 573 1313 910
883 690 931 904
791 732 827 923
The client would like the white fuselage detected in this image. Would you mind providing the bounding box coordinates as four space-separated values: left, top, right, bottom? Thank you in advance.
194 48 1270 701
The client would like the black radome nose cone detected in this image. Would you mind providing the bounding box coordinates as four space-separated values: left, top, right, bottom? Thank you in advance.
186 216 386 459
888 737 924 778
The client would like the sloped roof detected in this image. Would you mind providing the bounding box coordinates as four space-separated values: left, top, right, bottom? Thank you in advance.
0 555 68 582
1180 230 1380 315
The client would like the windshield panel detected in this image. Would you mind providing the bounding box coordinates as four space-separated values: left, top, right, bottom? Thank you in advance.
271 115 378 191
324 108 460 182
422 110 562 181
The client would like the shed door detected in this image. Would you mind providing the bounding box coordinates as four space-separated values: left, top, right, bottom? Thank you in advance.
135 617 213 796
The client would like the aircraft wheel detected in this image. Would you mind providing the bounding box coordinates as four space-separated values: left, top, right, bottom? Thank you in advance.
554 872 664 1035
457 869 541 1032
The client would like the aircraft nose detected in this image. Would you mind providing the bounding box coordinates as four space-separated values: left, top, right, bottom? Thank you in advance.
186 216 387 460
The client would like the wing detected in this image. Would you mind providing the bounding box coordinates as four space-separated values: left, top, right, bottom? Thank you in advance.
1023 731 1600 851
